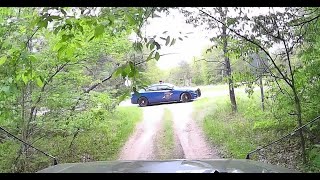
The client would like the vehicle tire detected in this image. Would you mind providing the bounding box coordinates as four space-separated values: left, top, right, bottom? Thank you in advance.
138 97 149 107
196 88 201 97
180 92 191 103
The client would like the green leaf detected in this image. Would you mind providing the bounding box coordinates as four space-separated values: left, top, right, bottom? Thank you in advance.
75 42 82 48
49 16 61 20
65 47 75 58
165 36 170 46
53 42 63 51
22 74 28 84
121 70 127 78
38 19 48 29
124 64 131 74
77 24 84 33
150 43 155 50
128 68 138 78
154 42 161 50
53 26 62 34
147 50 155 61
94 25 105 37
114 66 124 77
129 61 134 70
36 77 44 87
88 35 95 42
61 34 74 42
134 42 143 51
28 55 37 62
170 38 176 46
126 14 136 25
155 52 160 61
61 8 67 16
109 14 115 24
0 56 7 65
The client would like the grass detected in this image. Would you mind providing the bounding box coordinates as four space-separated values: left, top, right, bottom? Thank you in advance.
0 106 143 173
155 108 175 159
193 95 258 159
193 88 292 159
193 86 320 172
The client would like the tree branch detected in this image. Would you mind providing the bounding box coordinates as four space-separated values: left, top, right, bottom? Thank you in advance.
197 8 293 87
282 37 294 86
293 14 320 27
83 72 114 93
26 62 69 140
195 58 225 65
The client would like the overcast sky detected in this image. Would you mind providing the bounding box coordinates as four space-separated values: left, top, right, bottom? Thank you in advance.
129 9 212 70
130 7 285 70
143 9 211 70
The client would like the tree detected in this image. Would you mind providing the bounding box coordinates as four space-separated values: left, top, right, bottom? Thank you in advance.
197 7 320 164
0 7 168 172
182 7 238 112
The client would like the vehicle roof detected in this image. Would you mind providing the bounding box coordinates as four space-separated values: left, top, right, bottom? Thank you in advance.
149 83 175 87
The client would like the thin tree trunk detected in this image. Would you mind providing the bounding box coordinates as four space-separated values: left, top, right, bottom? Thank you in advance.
292 87 307 164
221 8 237 112
259 76 265 111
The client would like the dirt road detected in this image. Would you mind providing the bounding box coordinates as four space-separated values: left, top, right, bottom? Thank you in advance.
118 106 164 160
118 90 221 160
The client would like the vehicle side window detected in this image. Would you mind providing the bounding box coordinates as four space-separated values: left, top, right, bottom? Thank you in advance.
157 85 171 90
147 86 157 91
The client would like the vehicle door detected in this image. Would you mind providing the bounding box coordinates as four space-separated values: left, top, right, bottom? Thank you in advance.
143 85 163 104
157 85 174 102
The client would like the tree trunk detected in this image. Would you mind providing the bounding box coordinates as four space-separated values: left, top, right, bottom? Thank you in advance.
221 8 237 112
259 76 265 111
292 87 307 164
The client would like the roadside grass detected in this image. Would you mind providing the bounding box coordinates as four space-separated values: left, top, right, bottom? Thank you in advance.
53 106 143 161
193 86 320 172
0 106 143 172
193 95 261 159
192 88 304 170
155 108 175 159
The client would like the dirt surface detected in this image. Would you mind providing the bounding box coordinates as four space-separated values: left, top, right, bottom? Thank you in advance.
168 102 220 159
118 106 164 160
118 90 221 160
153 113 185 160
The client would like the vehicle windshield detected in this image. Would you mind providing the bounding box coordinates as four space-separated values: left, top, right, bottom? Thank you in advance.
1 7 317 173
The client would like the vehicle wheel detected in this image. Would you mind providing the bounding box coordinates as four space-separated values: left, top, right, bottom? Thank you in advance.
180 93 191 103
138 97 149 107
196 88 201 97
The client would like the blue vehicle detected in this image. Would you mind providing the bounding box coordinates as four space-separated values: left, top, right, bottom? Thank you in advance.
131 83 201 107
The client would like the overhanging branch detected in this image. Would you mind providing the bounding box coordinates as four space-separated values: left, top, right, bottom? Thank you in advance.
197 8 293 87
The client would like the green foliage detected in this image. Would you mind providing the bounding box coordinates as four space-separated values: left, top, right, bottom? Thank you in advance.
305 146 320 172
193 85 319 172
0 7 152 173
0 141 20 173
194 96 257 158
0 105 143 172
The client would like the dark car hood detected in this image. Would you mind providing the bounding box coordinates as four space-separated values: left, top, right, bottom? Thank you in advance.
37 159 298 173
